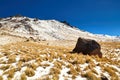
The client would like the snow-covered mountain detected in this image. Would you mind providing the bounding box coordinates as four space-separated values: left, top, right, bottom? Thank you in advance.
0 16 120 80
0 16 119 41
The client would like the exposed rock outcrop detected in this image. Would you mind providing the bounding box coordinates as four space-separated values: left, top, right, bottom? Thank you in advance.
72 37 102 58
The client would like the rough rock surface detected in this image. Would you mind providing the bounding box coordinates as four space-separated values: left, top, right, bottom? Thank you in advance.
72 37 102 58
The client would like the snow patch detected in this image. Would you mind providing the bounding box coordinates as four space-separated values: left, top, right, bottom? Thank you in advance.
27 61 54 80
59 66 71 80
75 76 87 80
79 63 88 71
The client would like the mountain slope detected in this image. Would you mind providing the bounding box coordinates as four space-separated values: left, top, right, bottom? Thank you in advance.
0 41 119 80
0 16 120 80
0 16 119 41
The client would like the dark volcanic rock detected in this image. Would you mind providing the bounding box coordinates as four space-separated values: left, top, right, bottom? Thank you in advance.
72 37 102 58
0 23 2 28
101 76 108 80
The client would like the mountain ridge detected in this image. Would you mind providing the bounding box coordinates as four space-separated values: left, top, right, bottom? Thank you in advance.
0 16 119 41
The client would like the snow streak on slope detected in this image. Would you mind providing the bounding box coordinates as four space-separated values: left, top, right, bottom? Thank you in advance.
0 16 119 41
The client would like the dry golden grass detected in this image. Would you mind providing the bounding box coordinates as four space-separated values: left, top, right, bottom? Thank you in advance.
52 74 59 80
7 55 16 64
69 65 78 76
83 71 101 80
25 67 35 77
75 65 81 72
91 68 99 75
0 65 10 71
41 63 50 68
0 76 3 80
3 68 16 78
38 75 50 80
53 61 62 69
17 61 23 71
0 54 4 58
50 67 61 75
104 66 120 80
20 73 27 80
0 41 119 80
29 63 38 70
100 42 120 48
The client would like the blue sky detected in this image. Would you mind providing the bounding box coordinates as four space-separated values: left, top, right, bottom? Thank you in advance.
0 0 120 36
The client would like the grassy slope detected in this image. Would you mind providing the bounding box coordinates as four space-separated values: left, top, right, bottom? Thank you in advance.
0 41 119 80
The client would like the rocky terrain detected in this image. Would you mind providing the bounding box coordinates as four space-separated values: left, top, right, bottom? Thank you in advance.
0 16 119 80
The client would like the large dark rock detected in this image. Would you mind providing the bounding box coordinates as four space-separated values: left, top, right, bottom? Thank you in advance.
72 37 102 58
101 76 108 80
0 23 2 28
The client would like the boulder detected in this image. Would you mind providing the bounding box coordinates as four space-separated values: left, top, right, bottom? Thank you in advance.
0 23 2 28
101 76 108 80
72 37 102 58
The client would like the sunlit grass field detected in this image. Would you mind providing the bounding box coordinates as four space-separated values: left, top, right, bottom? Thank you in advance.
0 41 119 80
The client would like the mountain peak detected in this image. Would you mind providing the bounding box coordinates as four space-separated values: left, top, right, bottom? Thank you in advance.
0 16 119 41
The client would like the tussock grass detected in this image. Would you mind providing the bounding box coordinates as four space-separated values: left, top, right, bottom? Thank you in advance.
3 68 16 78
3 52 10 56
17 61 23 71
7 55 16 64
50 67 61 75
29 63 38 70
83 71 101 80
100 42 120 49
0 41 119 80
52 74 59 80
42 63 50 67
91 68 99 75
0 54 4 58
25 67 35 77
0 76 3 80
69 66 78 76
20 73 27 80
38 75 50 80
53 61 62 69
75 65 81 72
0 65 10 71
20 54 33 62
104 66 119 80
